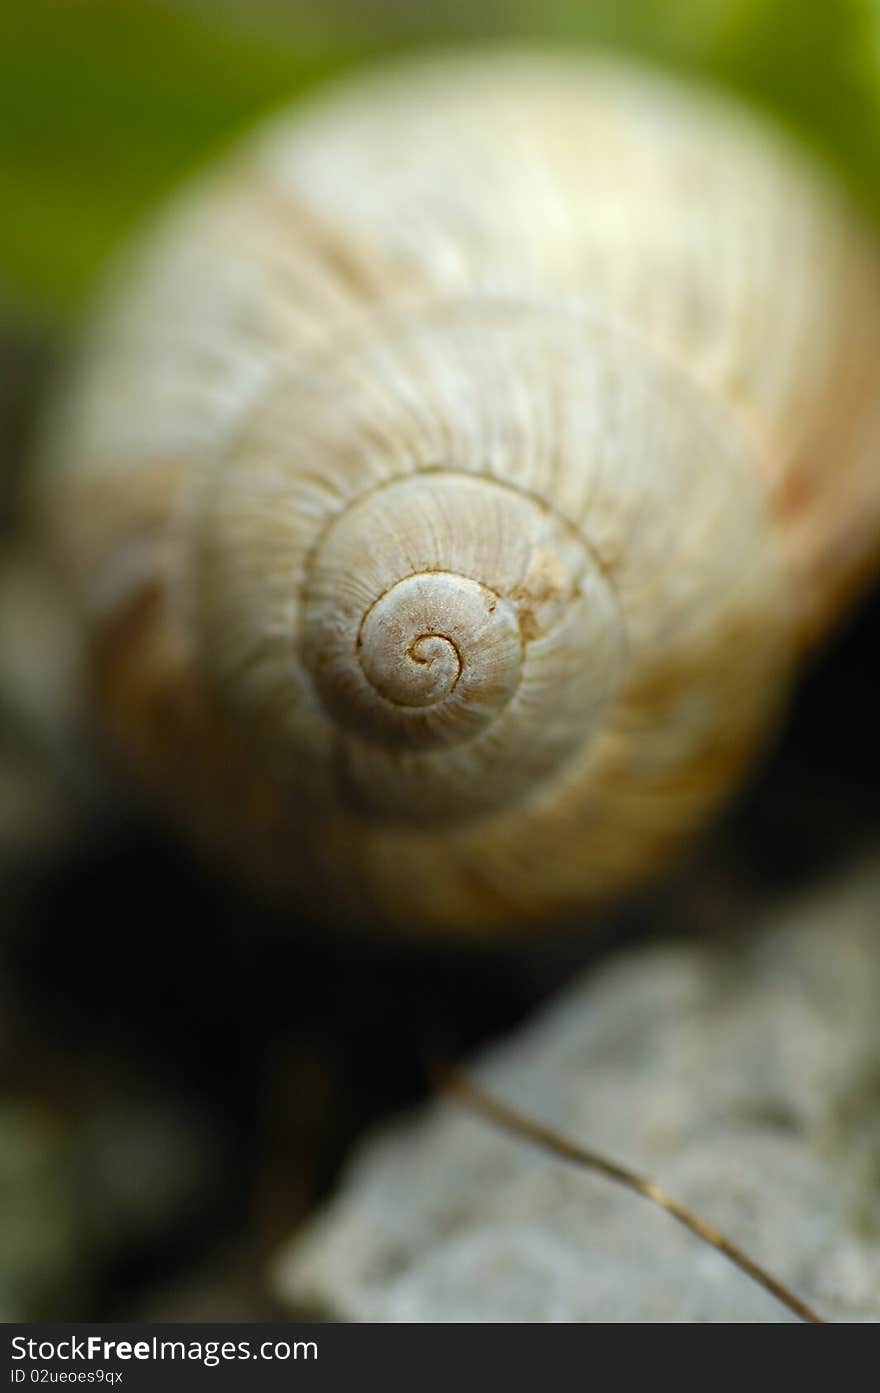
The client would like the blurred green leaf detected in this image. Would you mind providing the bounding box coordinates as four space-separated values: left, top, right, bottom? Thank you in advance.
694 0 880 208
0 1 365 322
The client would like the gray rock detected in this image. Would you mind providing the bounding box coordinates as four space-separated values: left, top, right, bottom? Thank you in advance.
274 859 880 1322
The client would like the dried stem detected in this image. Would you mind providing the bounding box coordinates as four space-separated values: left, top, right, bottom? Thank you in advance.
436 1064 825 1325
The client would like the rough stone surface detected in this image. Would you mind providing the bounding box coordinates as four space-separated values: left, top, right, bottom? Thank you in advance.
274 860 880 1322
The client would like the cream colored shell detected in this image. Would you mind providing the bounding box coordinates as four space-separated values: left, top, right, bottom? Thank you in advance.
37 52 880 936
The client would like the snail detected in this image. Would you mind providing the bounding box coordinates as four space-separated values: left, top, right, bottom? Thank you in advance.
33 50 880 939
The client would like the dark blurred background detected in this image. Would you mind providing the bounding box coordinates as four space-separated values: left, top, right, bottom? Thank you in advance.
1 0 880 1321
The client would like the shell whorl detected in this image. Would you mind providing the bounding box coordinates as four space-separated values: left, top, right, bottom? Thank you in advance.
186 293 793 891
304 485 531 755
194 305 627 824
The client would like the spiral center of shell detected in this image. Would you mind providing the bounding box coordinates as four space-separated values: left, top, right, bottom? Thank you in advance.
358 577 468 708
287 468 624 810
314 568 523 750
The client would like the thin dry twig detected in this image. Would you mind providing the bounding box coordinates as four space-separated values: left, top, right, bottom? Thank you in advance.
436 1064 825 1325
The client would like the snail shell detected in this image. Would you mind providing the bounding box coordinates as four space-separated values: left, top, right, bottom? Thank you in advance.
36 52 880 937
